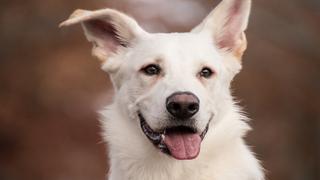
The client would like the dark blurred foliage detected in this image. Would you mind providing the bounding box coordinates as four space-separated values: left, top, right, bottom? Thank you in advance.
0 0 319 179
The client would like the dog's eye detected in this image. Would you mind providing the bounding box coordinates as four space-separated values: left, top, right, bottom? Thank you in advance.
199 67 213 78
141 64 161 76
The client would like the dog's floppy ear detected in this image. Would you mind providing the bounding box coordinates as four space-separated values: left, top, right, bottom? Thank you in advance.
60 9 147 62
192 0 251 59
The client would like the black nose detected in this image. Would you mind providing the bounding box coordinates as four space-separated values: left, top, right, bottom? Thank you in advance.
166 92 200 119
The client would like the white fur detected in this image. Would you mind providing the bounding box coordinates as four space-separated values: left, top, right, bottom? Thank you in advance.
61 0 264 179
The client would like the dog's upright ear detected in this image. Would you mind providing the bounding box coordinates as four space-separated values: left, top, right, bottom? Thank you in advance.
192 0 251 59
60 9 147 62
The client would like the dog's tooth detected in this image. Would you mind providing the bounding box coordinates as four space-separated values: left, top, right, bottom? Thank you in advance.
161 134 165 141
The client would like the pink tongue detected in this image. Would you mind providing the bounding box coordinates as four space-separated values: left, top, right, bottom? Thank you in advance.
164 132 201 160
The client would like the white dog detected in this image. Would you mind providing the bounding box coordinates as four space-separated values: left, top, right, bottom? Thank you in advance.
61 0 264 179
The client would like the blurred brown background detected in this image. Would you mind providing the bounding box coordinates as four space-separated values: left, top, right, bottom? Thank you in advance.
0 0 319 179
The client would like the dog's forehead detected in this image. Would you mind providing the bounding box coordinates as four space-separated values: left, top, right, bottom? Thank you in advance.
130 32 220 65
140 33 213 53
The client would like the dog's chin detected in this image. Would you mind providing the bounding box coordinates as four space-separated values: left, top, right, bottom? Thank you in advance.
138 112 210 160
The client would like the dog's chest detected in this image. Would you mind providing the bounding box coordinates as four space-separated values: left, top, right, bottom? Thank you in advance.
109 157 216 180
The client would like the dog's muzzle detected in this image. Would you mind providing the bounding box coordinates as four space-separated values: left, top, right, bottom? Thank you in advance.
138 112 211 160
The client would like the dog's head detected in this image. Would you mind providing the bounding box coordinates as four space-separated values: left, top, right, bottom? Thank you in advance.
61 0 251 160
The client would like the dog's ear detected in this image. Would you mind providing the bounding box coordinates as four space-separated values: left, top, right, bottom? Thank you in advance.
192 0 251 59
60 9 147 62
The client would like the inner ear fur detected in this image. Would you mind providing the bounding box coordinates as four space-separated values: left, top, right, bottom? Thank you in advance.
60 9 146 62
192 0 251 60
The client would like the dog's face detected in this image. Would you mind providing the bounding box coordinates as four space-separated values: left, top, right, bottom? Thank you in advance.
61 0 251 160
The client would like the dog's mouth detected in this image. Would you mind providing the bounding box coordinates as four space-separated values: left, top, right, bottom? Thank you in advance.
138 113 210 160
